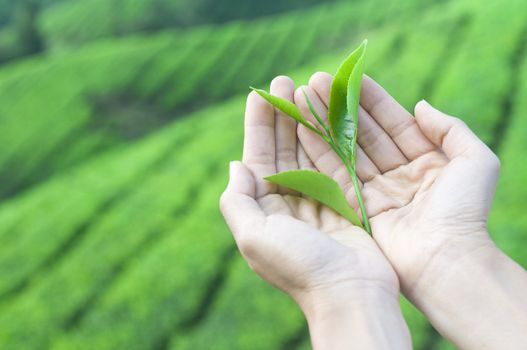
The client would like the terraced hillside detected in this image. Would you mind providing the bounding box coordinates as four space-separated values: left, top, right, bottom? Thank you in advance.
0 0 526 349
36 0 324 48
34 0 446 49
0 0 438 200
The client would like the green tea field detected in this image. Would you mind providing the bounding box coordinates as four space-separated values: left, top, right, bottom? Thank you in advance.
0 0 525 348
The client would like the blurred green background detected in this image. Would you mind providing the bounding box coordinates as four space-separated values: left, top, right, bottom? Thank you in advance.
0 0 525 348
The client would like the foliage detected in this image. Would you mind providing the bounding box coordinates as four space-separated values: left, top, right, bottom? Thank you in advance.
0 0 525 349
256 40 370 231
37 0 327 48
265 170 362 226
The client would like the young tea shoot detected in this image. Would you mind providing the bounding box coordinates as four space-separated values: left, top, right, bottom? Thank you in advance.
252 40 371 234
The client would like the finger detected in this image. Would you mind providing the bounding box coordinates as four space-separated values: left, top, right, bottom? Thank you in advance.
308 71 332 107
270 76 298 195
243 91 277 197
298 122 351 186
414 100 501 217
294 84 329 134
414 100 498 162
296 142 318 201
220 161 266 240
307 74 384 179
356 106 408 172
258 194 294 216
310 72 414 171
335 146 381 196
297 142 316 171
298 124 378 221
361 75 435 160
295 86 348 187
356 145 380 182
283 193 320 227
296 87 379 183
309 72 419 170
343 179 362 214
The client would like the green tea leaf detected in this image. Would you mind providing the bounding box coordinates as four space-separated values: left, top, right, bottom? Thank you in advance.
265 170 363 227
302 89 330 137
328 40 367 159
251 87 321 136
347 53 365 160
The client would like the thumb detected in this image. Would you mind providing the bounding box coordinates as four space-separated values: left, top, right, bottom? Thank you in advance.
414 100 496 162
220 161 265 240
414 100 500 217
224 161 256 197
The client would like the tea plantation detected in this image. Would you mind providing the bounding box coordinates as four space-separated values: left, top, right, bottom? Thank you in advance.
0 0 525 349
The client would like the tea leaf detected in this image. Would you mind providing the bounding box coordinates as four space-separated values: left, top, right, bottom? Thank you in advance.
265 169 363 227
346 53 365 159
251 87 321 136
302 89 330 137
327 40 367 159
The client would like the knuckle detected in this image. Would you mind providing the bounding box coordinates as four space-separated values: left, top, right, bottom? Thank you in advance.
313 147 334 165
389 117 416 139
246 152 274 165
276 146 297 162
330 163 347 181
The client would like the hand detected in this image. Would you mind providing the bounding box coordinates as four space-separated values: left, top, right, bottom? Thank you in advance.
297 72 527 349
220 75 397 302
296 72 499 297
220 76 411 349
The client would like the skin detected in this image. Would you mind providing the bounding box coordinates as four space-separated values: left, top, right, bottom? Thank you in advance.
220 76 411 350
295 72 527 349
220 73 527 349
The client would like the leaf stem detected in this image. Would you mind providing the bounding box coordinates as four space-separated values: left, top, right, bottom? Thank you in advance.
303 89 332 138
328 142 371 235
267 85 372 234
347 163 371 235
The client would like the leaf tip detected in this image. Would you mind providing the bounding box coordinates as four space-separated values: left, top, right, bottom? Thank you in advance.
263 173 279 181
250 87 269 100
249 86 260 93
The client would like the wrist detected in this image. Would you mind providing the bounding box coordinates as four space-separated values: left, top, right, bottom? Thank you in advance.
409 233 527 349
296 280 399 319
404 230 495 299
296 281 411 350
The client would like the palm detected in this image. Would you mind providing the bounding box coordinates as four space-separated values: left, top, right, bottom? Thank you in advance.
221 76 399 299
365 151 450 287
296 72 499 294
257 193 395 292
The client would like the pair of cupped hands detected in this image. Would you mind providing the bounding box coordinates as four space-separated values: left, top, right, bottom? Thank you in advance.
220 73 506 349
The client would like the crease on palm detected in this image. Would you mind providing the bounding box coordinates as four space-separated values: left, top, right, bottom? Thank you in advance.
256 188 357 238
351 151 448 219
